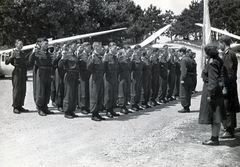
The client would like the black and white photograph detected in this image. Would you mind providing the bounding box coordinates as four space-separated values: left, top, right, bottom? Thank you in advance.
0 0 240 166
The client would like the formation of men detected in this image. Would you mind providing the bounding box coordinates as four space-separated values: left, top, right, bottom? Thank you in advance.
9 37 200 121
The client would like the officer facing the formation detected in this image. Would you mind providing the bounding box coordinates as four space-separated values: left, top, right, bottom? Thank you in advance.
29 37 54 116
219 35 240 138
78 42 92 114
178 47 194 113
5 39 29 114
103 42 120 118
87 42 105 121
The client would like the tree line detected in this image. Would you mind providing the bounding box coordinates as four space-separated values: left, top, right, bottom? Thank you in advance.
0 0 240 48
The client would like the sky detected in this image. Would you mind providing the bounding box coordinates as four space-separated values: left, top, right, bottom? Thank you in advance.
132 0 193 15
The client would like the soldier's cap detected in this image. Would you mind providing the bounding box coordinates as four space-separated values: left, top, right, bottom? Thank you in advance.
92 42 102 48
187 49 192 53
204 43 218 57
134 45 141 50
163 44 168 48
82 42 91 48
219 35 231 45
179 47 187 53
109 42 117 47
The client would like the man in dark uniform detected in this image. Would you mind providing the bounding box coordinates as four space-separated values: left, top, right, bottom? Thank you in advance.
5 39 29 114
219 35 239 138
167 49 176 101
87 42 106 121
130 45 143 111
78 42 92 114
102 42 120 118
178 47 194 113
29 37 54 116
117 48 132 114
190 52 197 93
159 45 169 103
150 48 160 106
141 48 152 108
174 50 181 98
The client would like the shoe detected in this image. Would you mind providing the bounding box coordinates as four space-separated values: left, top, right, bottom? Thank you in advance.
142 103 151 109
38 110 47 116
19 107 29 112
81 109 89 115
219 132 235 139
58 107 63 112
159 99 166 104
202 139 219 146
120 107 129 114
178 108 190 113
44 109 54 114
65 114 74 119
106 111 113 118
131 105 139 111
52 102 56 107
71 113 79 118
97 114 106 120
91 116 102 121
13 108 21 114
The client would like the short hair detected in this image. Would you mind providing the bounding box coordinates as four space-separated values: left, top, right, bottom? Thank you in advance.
82 42 91 48
179 47 187 54
109 42 117 48
219 35 231 46
92 42 102 49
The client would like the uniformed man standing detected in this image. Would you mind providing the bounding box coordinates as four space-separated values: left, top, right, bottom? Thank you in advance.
87 42 106 121
141 49 152 108
29 37 54 116
178 47 194 113
103 42 120 118
174 50 181 98
219 35 239 138
159 45 169 103
78 42 92 114
117 48 132 114
58 43 79 119
150 48 160 106
130 45 143 111
167 49 176 101
5 39 29 114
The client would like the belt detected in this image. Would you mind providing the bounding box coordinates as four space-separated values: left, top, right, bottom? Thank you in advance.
106 71 116 73
67 69 79 72
94 71 103 73
39 66 51 69
187 72 194 75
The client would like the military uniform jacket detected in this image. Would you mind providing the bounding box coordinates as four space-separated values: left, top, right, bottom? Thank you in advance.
103 52 118 72
5 50 28 68
29 50 52 68
180 55 194 84
87 52 104 73
222 48 238 86
159 58 168 80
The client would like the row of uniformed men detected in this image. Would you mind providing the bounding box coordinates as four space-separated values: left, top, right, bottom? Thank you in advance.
7 37 197 121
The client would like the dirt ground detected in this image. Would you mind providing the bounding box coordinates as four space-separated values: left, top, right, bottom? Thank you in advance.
0 46 240 167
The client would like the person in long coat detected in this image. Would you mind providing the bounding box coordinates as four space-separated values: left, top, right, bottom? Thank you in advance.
219 35 240 138
199 43 226 146
5 39 29 114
